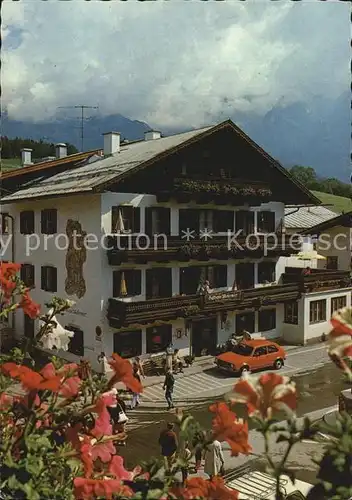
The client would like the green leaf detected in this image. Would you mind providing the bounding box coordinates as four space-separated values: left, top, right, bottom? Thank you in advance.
276 434 289 443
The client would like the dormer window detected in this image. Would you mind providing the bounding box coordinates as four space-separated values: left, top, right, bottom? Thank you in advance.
111 206 140 234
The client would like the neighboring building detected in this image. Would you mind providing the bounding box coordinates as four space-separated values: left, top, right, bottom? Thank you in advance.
0 120 350 366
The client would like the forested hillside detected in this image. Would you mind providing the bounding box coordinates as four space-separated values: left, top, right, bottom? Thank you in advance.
1 137 78 161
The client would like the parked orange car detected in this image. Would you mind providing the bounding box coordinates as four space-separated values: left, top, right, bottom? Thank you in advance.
215 339 286 376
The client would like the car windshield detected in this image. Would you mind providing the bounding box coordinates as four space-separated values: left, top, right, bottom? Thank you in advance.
232 343 253 356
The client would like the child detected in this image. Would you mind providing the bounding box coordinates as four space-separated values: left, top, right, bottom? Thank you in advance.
180 441 192 484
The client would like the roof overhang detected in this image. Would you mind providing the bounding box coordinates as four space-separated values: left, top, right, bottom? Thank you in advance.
300 211 352 235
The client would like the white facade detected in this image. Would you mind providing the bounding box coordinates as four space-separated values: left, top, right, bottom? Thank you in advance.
1 193 286 367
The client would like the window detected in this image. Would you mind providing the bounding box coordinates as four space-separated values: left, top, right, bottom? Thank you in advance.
41 266 57 292
235 263 255 290
112 269 141 297
199 210 213 232
24 313 35 339
113 330 142 358
236 312 255 334
267 344 279 353
20 211 35 235
0 213 9 234
180 266 201 295
145 207 170 235
258 309 276 331
146 324 172 353
67 326 84 356
179 209 200 235
326 256 338 270
258 262 276 284
146 268 172 299
331 295 347 313
253 346 267 357
257 211 275 233
41 209 57 234
213 210 234 233
309 299 326 324
210 265 227 288
284 301 298 324
20 264 35 288
235 211 254 236
111 206 140 233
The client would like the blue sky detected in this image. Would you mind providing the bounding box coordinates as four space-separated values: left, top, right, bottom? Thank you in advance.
3 0 350 130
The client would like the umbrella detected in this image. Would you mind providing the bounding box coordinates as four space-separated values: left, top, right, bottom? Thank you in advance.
120 271 127 296
295 251 326 261
39 309 74 351
115 209 125 233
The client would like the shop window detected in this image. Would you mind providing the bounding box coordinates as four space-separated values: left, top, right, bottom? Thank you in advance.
20 211 35 235
113 330 142 358
257 211 275 233
41 209 57 234
258 262 276 284
41 266 57 292
284 301 298 324
331 295 347 313
258 309 276 331
111 206 140 233
113 269 141 297
146 324 172 354
67 326 84 356
20 264 35 288
235 312 255 334
213 210 234 233
309 299 326 324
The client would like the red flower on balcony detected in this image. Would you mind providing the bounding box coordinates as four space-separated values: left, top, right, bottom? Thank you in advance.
231 372 297 420
108 354 143 393
209 402 251 456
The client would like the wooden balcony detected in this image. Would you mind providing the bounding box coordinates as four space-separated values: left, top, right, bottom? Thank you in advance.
107 283 301 328
106 233 301 265
282 268 351 292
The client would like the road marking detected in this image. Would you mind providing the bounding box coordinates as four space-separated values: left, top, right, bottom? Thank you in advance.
287 345 327 356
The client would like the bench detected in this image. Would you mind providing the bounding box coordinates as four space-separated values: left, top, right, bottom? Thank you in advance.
142 354 166 376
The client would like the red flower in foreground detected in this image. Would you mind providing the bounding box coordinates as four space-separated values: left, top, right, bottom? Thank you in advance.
330 307 352 337
109 455 141 481
41 362 81 398
209 402 251 456
108 354 143 393
231 372 296 420
170 476 239 500
1 363 62 392
73 477 133 500
0 263 21 301
0 262 21 279
19 291 41 319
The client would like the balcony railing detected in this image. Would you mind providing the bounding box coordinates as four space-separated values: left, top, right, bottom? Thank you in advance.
282 268 351 291
106 233 301 265
107 283 301 328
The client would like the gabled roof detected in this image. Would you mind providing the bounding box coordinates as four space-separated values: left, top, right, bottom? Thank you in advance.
300 211 352 235
285 205 338 230
1 120 320 205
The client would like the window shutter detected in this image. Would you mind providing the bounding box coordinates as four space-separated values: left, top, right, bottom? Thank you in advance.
160 207 170 234
134 270 141 295
247 211 254 234
111 207 118 233
41 266 47 290
51 210 58 233
133 208 140 233
145 207 152 235
112 271 121 297
52 267 57 292
145 269 152 299
20 213 25 234
40 212 46 234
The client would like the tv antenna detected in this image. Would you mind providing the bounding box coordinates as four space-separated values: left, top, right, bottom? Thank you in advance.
57 105 98 152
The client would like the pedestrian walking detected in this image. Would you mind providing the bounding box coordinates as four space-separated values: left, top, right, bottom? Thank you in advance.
165 342 174 372
180 441 192 484
133 356 145 379
130 366 142 409
173 349 184 373
204 437 225 480
163 368 175 409
105 388 128 446
158 422 178 472
193 431 205 471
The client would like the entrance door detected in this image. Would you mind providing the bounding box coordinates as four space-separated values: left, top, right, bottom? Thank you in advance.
191 317 217 357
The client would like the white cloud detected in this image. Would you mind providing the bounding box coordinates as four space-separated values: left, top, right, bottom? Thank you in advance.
2 0 349 129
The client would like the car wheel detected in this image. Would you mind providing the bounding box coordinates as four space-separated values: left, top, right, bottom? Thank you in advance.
240 365 250 376
274 359 283 370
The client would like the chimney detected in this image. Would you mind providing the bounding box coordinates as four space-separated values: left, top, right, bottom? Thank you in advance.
21 148 33 166
144 130 161 141
103 132 120 156
55 143 67 159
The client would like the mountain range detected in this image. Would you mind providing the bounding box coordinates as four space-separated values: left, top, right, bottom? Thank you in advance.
2 91 350 181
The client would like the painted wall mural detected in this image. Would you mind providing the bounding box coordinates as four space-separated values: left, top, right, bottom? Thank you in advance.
65 219 87 299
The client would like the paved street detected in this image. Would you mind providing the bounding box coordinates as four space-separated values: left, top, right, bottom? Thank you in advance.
139 344 330 405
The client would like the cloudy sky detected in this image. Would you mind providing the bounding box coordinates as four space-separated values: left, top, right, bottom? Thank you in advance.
3 0 350 130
